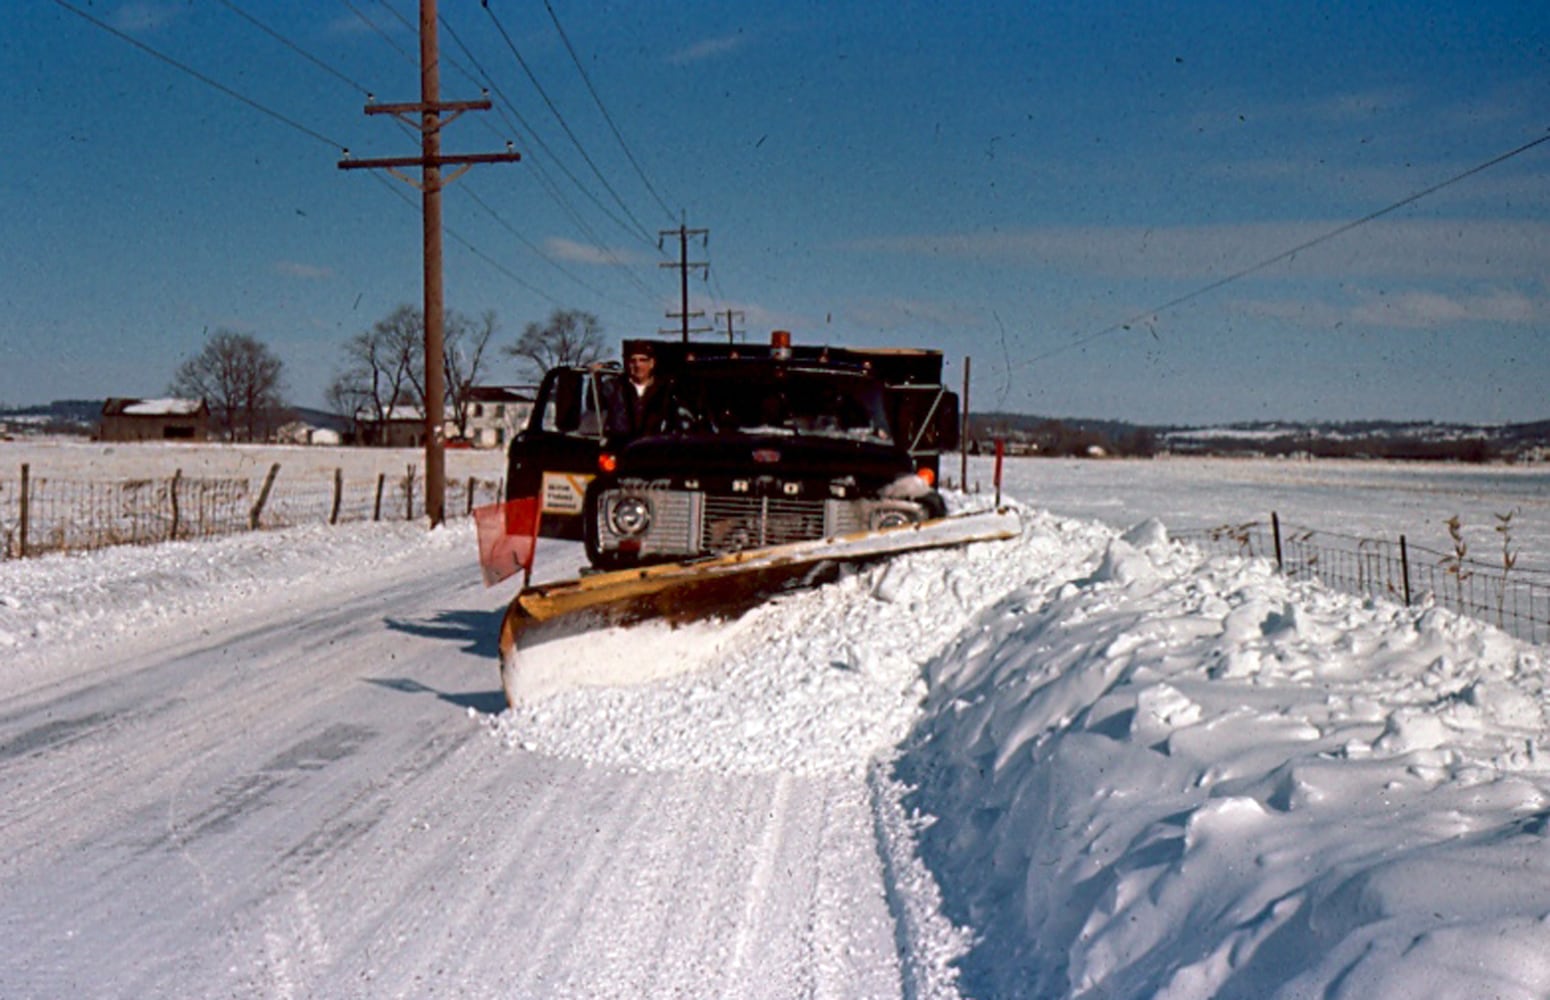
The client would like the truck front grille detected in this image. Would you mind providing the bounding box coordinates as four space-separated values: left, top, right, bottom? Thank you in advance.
598 488 875 558
701 496 851 552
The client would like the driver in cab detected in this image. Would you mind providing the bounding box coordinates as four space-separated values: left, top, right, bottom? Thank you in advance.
603 339 672 440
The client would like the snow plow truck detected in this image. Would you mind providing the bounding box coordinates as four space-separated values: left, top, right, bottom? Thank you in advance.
493 330 1019 706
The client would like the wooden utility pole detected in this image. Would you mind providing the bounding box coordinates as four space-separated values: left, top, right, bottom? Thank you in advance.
714 309 745 344
658 223 710 342
339 0 519 527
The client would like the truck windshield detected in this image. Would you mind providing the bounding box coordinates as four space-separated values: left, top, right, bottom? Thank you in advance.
678 369 893 442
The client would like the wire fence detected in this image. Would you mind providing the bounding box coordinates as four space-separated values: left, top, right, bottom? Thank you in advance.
0 462 504 559
7 462 1545 646
1176 514 1549 646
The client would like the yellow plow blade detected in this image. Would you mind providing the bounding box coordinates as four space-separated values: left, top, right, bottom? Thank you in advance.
498 509 1021 707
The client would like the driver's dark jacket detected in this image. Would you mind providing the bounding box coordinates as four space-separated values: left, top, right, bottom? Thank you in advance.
603 377 673 439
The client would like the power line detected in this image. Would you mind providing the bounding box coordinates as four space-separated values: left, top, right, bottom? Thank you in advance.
64 0 572 329
216 0 373 96
50 0 346 150
481 0 657 247
437 12 665 302
459 185 642 308
210 0 651 312
540 0 676 221
343 0 418 70
1016 127 1550 371
369 169 571 308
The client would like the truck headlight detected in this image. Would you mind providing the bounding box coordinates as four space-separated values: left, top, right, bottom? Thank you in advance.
608 496 652 536
869 505 917 531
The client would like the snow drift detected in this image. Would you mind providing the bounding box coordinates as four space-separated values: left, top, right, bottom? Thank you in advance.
898 513 1550 999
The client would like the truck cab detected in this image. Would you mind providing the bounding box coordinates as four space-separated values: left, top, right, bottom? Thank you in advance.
505 332 959 566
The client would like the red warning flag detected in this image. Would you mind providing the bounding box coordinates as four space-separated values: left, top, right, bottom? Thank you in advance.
475 496 541 587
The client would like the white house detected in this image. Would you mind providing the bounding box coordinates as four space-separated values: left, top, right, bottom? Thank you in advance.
460 386 535 449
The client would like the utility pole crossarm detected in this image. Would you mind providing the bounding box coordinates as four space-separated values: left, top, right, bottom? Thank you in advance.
359 98 494 134
339 151 521 171
365 98 492 115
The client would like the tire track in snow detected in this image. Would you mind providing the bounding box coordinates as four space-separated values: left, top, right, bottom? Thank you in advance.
0 563 478 869
727 771 794 988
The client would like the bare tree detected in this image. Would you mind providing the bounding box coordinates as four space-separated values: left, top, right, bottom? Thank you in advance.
506 308 605 382
329 305 500 443
169 329 286 442
444 309 499 440
327 305 423 442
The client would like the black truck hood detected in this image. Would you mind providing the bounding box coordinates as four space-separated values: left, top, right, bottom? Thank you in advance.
615 431 913 483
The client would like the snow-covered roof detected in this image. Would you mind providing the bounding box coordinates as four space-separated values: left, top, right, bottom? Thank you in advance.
128 398 202 416
465 385 536 403
104 397 206 417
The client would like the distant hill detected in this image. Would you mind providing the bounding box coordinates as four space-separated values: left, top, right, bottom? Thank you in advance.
967 413 1550 462
0 399 103 436
0 400 349 439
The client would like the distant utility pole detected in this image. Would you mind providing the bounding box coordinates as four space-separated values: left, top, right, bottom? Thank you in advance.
714 309 745 344
338 0 519 528
659 223 710 342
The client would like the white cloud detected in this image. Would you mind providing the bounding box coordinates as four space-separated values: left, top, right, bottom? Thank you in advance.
1229 285 1547 331
275 261 333 281
848 219 1550 283
1307 86 1414 123
543 238 643 266
1350 287 1545 328
844 298 982 331
668 33 748 65
322 10 404 38
109 3 181 33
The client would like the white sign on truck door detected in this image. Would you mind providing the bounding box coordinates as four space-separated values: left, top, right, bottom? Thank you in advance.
541 472 590 514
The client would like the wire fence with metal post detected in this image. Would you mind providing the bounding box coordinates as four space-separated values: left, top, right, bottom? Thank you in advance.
1176 514 1550 646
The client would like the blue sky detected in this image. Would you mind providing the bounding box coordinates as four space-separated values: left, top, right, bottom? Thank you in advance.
3 0 1546 425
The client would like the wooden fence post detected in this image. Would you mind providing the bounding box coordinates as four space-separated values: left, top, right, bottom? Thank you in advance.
466 476 476 516
250 463 281 530
18 463 29 558
1399 534 1412 606
373 473 385 522
169 469 182 541
405 465 415 521
1271 511 1284 572
330 468 343 525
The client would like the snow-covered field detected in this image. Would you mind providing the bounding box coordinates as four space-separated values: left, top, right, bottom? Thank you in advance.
982 453 1550 573
0 437 508 484
2 450 1548 998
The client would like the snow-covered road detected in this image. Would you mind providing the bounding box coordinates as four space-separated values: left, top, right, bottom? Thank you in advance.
4 459 1548 999
0 528 927 998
